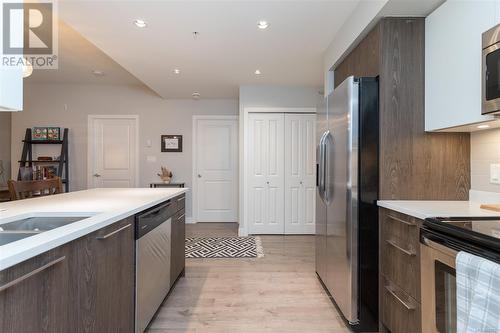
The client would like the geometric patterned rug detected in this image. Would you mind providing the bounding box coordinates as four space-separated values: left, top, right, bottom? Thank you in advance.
185 236 264 259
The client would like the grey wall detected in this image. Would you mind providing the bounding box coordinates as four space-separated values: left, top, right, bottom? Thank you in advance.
0 112 11 186
471 128 500 193
239 85 322 109
13 83 238 219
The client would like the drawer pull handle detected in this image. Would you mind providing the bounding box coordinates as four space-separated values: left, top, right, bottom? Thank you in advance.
177 213 185 221
387 214 415 227
385 285 416 311
0 256 66 293
97 224 132 240
177 197 185 202
386 239 416 256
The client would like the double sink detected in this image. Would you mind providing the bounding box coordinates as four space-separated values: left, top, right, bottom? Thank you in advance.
0 216 93 246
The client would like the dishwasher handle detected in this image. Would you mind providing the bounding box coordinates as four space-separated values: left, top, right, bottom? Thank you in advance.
136 201 172 239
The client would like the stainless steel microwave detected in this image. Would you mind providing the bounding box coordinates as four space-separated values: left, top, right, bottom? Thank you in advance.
483 23 500 115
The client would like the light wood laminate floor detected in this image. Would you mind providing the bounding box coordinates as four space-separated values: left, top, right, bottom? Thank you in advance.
148 223 350 333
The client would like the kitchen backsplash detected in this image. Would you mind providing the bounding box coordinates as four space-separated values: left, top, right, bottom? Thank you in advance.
471 127 500 193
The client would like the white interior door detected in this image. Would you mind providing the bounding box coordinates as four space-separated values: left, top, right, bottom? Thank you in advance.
88 116 138 188
284 114 316 234
195 118 238 222
247 113 285 234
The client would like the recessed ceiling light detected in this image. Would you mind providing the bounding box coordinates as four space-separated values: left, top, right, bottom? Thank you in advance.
258 21 269 29
192 92 200 100
92 70 105 76
173 69 180 74
134 19 147 28
255 69 261 75
477 124 490 129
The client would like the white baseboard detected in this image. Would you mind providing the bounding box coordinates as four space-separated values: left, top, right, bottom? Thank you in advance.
238 228 248 237
185 217 196 224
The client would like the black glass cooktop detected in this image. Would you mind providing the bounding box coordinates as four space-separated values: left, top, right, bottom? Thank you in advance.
424 217 500 252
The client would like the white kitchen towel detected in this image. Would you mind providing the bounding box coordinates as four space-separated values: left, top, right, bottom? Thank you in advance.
456 251 500 333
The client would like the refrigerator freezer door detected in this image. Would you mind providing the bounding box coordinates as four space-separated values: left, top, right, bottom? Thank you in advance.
315 98 328 283
326 76 359 324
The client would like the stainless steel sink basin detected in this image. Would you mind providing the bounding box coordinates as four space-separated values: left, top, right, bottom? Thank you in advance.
0 231 41 246
0 216 90 232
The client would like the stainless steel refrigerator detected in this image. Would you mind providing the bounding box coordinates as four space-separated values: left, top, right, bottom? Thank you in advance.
316 76 379 331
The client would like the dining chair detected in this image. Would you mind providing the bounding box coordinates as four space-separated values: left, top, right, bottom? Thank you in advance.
8 177 63 201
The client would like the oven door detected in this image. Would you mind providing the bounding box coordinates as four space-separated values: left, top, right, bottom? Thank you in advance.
421 236 458 333
482 42 500 114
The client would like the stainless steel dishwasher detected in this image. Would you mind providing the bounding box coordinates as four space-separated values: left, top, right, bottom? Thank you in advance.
135 201 173 333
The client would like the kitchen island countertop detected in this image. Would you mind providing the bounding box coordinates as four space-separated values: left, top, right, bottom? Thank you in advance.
0 188 188 270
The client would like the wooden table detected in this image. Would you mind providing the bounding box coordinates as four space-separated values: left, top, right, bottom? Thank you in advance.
149 182 185 188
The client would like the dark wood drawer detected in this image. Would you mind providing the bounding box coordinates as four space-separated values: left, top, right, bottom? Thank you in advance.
380 208 422 300
0 245 70 332
380 276 421 333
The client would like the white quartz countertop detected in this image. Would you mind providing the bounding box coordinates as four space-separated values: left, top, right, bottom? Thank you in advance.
377 200 500 220
0 188 188 270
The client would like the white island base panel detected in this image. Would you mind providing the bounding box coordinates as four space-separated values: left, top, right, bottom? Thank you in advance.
0 188 188 270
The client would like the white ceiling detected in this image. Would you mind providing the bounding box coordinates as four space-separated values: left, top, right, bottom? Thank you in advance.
26 21 143 86
58 0 360 99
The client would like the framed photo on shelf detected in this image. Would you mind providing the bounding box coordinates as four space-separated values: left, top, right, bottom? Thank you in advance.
47 127 61 140
161 135 183 152
32 127 48 140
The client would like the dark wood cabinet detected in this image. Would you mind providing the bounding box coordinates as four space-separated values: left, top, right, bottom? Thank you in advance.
334 18 470 201
0 217 135 333
0 195 185 333
94 217 135 333
0 244 70 332
380 276 421 333
379 208 424 333
171 208 185 285
170 195 186 285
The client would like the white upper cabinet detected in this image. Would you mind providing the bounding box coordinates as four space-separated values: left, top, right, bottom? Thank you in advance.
425 0 499 132
0 67 23 111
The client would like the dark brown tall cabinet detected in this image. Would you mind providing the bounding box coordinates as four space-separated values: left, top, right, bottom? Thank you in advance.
333 18 470 333
334 18 470 201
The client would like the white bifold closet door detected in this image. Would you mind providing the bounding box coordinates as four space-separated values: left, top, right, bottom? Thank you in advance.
248 113 285 234
284 114 316 234
247 113 315 234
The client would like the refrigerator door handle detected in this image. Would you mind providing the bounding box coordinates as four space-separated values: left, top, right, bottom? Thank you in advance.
323 131 333 204
317 131 327 203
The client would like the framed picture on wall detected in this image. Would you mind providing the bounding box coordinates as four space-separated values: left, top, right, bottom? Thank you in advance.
161 135 183 152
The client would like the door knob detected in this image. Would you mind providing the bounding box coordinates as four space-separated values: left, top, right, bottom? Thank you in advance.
198 174 202 178
266 181 270 185
93 173 101 178
300 181 303 185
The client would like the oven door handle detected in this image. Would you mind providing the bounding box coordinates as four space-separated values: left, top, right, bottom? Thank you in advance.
422 236 458 258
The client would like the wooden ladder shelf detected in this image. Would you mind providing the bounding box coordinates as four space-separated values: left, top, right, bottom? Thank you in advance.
17 128 70 192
